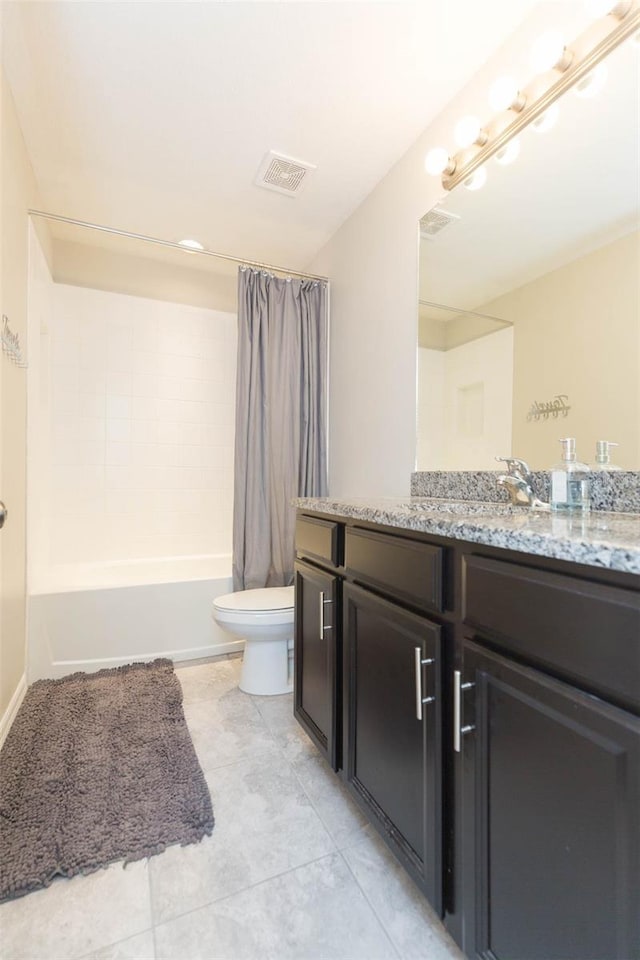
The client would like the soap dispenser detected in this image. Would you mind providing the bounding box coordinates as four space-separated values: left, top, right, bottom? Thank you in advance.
550 438 591 513
593 440 622 471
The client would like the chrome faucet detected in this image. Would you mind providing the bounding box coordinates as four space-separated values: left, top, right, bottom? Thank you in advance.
495 456 549 510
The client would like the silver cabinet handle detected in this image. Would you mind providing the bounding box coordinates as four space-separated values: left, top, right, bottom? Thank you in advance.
414 646 435 720
453 669 475 752
0 501 6 530
319 591 332 638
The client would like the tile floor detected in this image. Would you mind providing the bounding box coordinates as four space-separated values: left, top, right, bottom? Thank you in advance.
0 656 464 960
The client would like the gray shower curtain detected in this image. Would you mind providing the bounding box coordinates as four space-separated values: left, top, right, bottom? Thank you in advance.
232 268 328 591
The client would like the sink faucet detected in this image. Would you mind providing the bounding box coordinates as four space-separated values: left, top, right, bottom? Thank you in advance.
495 457 549 510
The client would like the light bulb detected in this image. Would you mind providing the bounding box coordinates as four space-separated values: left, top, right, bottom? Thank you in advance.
425 148 452 176
178 238 204 251
495 139 521 165
586 0 616 15
454 116 485 148
574 62 608 98
531 102 560 133
489 76 524 112
585 0 631 17
463 167 487 191
530 31 572 73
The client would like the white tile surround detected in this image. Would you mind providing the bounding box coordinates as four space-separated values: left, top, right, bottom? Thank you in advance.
0 657 465 960
46 283 237 566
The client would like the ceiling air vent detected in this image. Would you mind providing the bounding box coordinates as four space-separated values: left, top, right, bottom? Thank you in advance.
254 151 316 197
420 207 461 240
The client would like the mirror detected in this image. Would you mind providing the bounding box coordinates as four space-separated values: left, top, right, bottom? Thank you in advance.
417 36 640 472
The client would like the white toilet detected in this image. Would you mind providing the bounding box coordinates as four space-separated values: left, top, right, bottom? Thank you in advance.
212 586 295 696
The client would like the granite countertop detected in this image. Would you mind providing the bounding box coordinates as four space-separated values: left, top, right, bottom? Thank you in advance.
295 497 640 576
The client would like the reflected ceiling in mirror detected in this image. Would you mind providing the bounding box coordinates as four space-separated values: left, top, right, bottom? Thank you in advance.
417 35 639 473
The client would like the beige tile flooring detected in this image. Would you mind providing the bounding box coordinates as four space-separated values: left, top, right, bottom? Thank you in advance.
0 656 464 960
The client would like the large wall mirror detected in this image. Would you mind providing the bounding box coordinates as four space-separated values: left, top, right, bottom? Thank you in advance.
417 36 639 472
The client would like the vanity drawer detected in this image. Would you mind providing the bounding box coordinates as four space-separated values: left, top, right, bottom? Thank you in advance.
463 554 640 711
295 515 341 568
345 527 443 613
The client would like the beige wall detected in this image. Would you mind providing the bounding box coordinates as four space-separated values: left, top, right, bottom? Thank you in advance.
0 62 49 721
488 230 639 470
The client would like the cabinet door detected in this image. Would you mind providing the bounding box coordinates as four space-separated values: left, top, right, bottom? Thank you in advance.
460 639 640 960
344 583 442 910
294 561 339 769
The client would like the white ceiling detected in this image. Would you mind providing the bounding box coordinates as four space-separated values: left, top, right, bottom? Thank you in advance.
3 0 538 272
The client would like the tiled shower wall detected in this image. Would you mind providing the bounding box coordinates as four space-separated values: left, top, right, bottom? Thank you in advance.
48 284 237 564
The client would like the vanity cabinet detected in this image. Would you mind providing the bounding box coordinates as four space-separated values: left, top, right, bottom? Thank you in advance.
459 552 640 960
343 582 442 909
293 515 342 769
459 638 640 960
293 560 339 769
294 509 640 960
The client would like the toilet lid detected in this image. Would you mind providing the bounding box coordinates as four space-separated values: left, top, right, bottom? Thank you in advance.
214 586 295 613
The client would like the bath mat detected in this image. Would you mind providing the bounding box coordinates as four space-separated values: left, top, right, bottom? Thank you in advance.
0 658 214 902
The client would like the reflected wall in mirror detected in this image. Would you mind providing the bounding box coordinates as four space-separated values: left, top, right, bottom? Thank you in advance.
417 36 639 471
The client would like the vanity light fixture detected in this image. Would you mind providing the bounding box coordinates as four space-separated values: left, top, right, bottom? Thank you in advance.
531 102 560 133
530 30 573 73
454 116 488 148
494 139 521 165
178 238 204 251
488 76 526 113
586 0 632 18
574 61 609 96
424 147 456 177
424 0 639 192
463 167 487 191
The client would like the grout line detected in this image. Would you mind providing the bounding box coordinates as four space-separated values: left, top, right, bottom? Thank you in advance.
148 856 159 959
287 753 344 852
75 928 156 960
151 849 342 936
340 839 464 960
338 848 403 960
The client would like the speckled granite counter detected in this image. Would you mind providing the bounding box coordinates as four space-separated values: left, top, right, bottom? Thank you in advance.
411 470 640 513
295 497 640 576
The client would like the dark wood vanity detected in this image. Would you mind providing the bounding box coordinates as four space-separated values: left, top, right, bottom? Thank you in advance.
294 509 640 960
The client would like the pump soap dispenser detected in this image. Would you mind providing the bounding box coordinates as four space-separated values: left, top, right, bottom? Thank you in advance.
593 440 622 471
550 438 591 512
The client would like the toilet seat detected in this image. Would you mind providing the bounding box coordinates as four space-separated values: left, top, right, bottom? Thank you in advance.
213 586 294 614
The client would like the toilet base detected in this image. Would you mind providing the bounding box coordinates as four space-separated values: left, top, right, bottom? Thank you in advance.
239 636 293 696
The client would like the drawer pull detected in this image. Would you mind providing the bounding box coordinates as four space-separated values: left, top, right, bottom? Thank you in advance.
319 591 332 638
453 669 475 752
415 647 435 720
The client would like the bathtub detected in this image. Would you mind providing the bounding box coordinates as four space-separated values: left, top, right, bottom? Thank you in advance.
28 555 240 681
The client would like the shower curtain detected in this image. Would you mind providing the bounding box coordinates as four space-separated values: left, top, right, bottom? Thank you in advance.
232 268 328 591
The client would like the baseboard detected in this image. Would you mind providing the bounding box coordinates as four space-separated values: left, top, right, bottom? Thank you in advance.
0 674 27 750
48 639 244 678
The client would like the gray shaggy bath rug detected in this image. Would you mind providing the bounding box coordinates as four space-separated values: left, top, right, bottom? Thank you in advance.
0 658 214 902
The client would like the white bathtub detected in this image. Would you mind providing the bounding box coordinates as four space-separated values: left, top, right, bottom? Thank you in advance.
28 555 240 681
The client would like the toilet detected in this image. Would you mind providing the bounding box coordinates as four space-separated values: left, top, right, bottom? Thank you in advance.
212 586 295 696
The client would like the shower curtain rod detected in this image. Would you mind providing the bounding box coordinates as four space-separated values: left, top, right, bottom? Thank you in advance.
419 299 512 326
28 210 330 283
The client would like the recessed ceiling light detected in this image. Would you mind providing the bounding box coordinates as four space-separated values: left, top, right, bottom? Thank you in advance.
178 238 204 251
